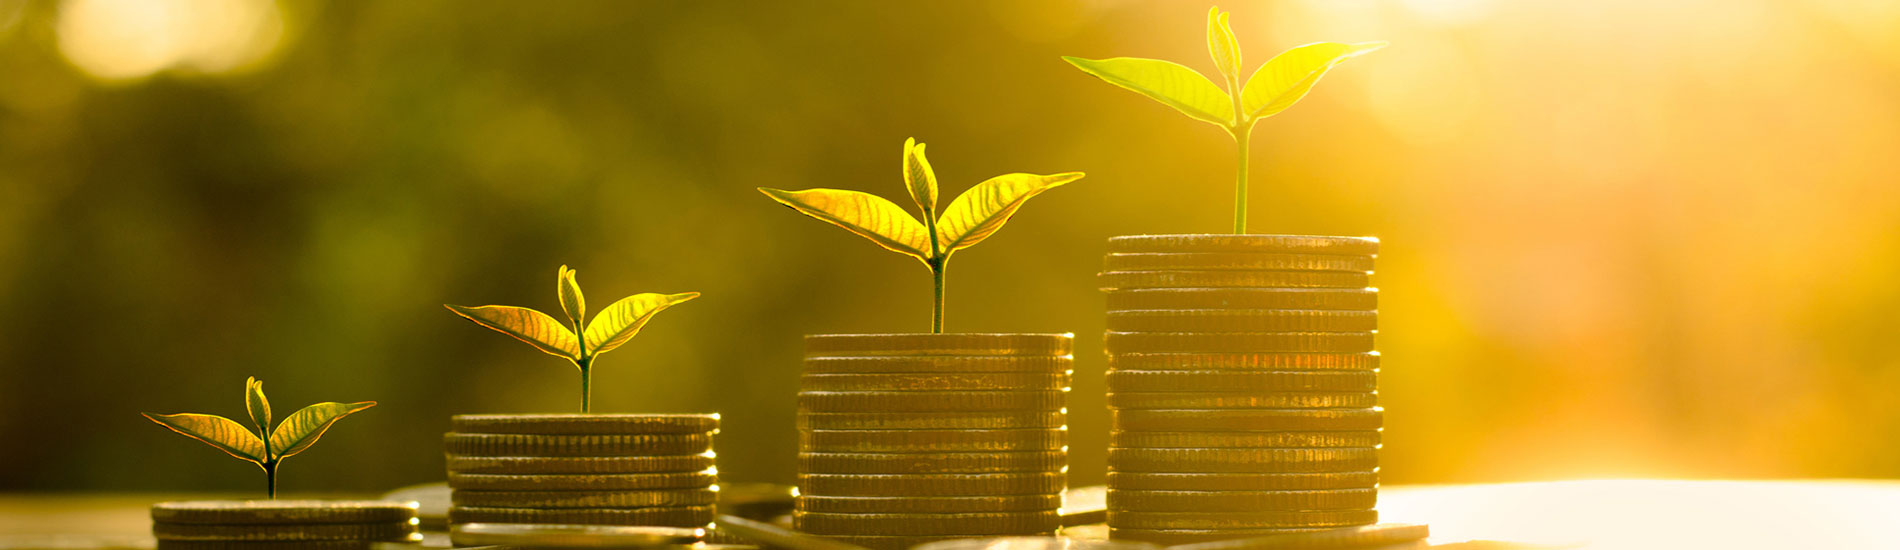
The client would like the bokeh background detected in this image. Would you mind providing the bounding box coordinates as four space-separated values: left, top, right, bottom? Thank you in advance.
1 0 1897 494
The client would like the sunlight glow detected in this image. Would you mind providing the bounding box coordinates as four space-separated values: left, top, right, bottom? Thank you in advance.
56 0 283 82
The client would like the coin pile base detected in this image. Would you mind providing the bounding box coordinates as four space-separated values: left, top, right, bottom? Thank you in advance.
445 414 719 532
150 500 420 550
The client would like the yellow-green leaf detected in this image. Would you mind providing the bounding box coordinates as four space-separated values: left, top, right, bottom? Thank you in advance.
243 377 270 438
445 304 581 360
558 265 585 329
758 187 930 260
1239 41 1386 120
583 292 699 356
269 401 376 461
142 412 266 465
935 172 1085 253
903 138 938 220
1062 56 1233 127
1207 7 1241 81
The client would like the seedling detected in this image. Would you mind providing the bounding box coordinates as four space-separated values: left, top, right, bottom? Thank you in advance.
1065 6 1385 233
446 266 698 413
142 377 375 498
760 138 1083 332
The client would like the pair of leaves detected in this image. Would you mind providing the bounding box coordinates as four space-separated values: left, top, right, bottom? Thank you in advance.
759 138 1084 265
1064 7 1386 130
446 266 699 365
143 377 375 468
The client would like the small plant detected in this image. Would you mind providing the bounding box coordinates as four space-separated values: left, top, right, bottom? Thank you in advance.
446 266 698 413
142 377 375 498
760 138 1083 332
1064 6 1385 233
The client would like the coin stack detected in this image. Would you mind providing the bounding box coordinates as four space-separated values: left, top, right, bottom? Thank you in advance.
444 414 720 530
150 500 419 549
1098 235 1382 545
794 333 1073 550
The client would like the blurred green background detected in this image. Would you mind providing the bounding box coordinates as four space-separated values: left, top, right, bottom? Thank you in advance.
2 0 1898 493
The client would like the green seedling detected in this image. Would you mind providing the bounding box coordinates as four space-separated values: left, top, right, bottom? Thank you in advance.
447 266 698 413
760 137 1083 332
142 377 375 498
1065 6 1385 233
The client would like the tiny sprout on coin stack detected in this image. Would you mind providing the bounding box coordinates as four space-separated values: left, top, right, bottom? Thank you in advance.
1064 6 1384 234
760 137 1084 333
143 377 376 498
446 266 698 413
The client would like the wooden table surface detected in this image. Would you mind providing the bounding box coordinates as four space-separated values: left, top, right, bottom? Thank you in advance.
4 480 1897 550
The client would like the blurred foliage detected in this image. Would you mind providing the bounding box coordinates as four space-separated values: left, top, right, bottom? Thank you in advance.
1 0 1899 493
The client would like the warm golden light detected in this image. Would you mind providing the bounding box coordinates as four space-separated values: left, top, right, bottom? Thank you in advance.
55 0 282 82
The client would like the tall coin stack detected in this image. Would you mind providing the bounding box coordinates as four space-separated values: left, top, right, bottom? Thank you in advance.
444 414 720 530
1098 235 1382 545
151 500 420 548
794 333 1074 550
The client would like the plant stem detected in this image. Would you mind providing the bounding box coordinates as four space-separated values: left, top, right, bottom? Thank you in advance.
265 462 277 499
930 259 946 333
1234 127 1250 234
579 359 592 414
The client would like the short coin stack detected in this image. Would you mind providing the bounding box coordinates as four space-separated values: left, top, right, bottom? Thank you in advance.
445 414 720 530
794 333 1074 550
1098 235 1382 545
150 500 419 549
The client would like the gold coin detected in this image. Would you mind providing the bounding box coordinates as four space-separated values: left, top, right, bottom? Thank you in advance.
1109 527 1349 546
154 541 418 550
805 334 1072 357
446 454 715 475
817 535 989 550
1104 253 1373 273
1107 472 1379 492
1108 448 1379 474
800 373 1071 392
1108 392 1376 409
446 471 716 491
1107 510 1377 530
150 501 417 525
448 505 714 527
799 428 1066 453
796 494 1060 514
1106 371 1375 393
804 356 1072 373
1109 431 1382 449
1165 523 1429 550
794 511 1060 536
1107 235 1379 255
443 433 713 457
1111 409 1384 433
1108 353 1379 371
1108 310 1376 333
798 411 1066 430
150 522 416 542
1099 271 1370 291
1107 289 1376 311
798 391 1067 412
449 488 716 509
1105 332 1374 354
451 414 719 435
1107 489 1377 512
448 523 701 547
798 451 1067 474
795 472 1064 497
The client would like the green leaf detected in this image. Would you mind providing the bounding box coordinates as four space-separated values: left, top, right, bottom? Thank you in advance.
445 304 581 360
142 412 266 466
758 187 931 260
583 292 699 356
557 265 585 329
268 401 376 461
1207 7 1241 81
1062 56 1233 127
935 172 1085 253
1239 41 1386 120
243 377 271 439
903 138 938 220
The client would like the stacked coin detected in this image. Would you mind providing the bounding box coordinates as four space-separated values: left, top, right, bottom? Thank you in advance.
794 333 1073 550
150 500 419 549
1098 235 1382 545
445 414 720 530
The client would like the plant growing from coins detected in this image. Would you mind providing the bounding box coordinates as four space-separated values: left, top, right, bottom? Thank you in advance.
447 266 698 413
760 138 1083 332
1064 6 1384 233
142 377 375 498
